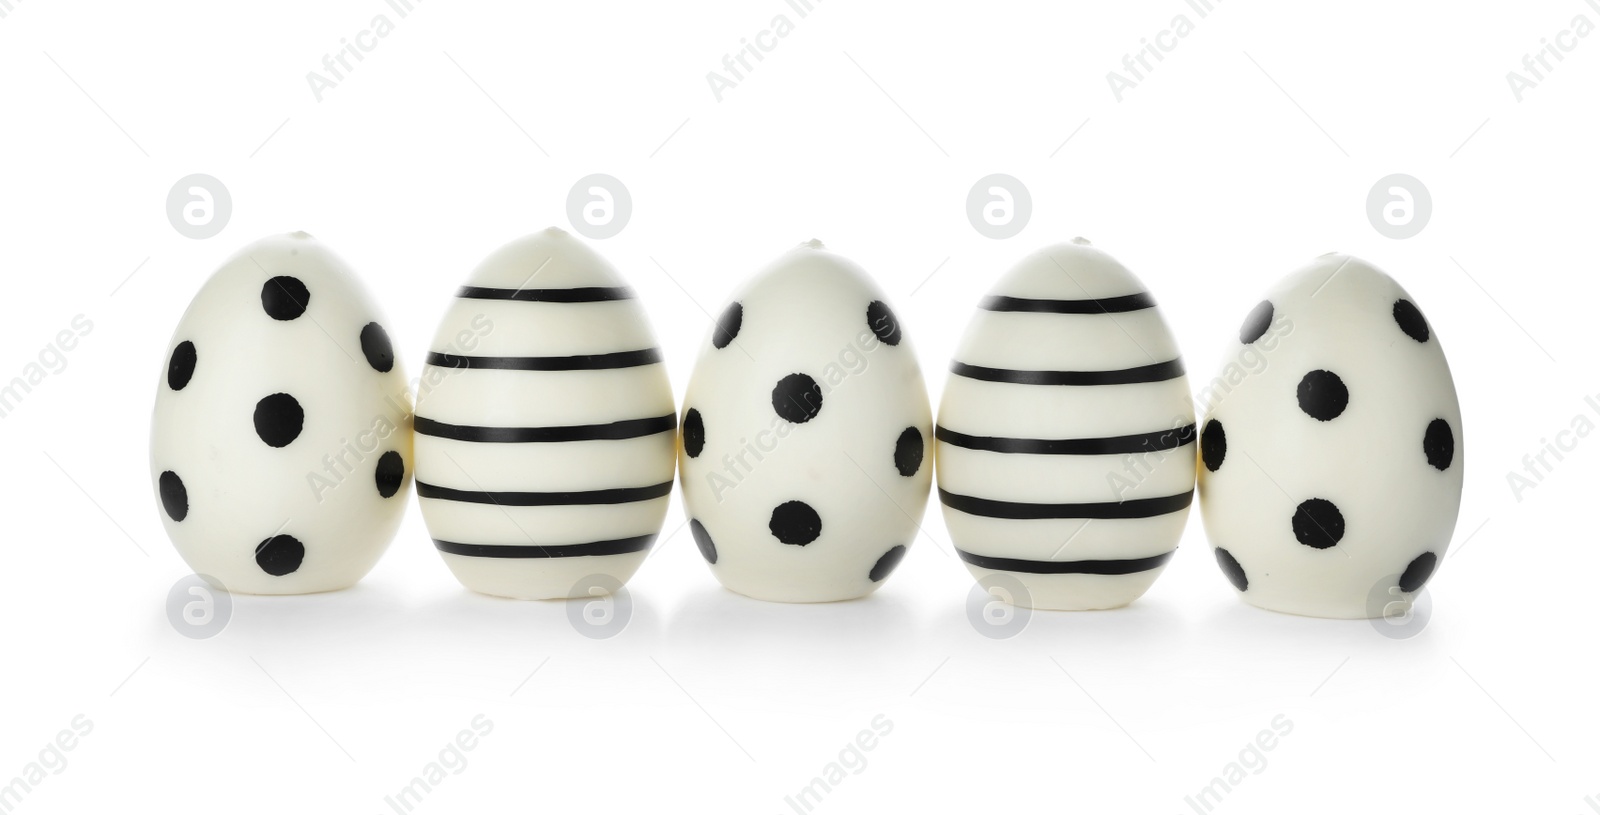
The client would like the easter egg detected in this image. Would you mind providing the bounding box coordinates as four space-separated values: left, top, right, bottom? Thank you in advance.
413 228 676 600
1196 253 1463 619
150 232 413 595
679 240 932 603
937 239 1195 610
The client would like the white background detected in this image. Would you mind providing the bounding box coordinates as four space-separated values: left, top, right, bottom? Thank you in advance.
1 1 1596 812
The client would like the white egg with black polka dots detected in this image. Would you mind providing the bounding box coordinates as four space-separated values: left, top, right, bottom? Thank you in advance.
1197 253 1464 619
150 232 413 595
679 240 933 603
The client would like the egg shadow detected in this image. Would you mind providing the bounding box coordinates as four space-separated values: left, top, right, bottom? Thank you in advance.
662 586 921 700
1191 595 1447 680
142 579 425 693
924 589 1189 670
409 584 666 664
145 576 665 686
147 579 412 653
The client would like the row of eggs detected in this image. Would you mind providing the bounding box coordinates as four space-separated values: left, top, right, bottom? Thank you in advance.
150 229 1463 619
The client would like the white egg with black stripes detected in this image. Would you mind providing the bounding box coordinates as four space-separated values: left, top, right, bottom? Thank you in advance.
937 239 1195 611
413 228 676 600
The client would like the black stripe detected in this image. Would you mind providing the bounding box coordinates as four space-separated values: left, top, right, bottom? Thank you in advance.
950 359 1185 386
457 286 634 303
938 488 1193 519
415 414 677 443
935 423 1196 455
434 535 656 559
427 348 662 371
957 549 1175 575
980 293 1156 314
416 480 674 506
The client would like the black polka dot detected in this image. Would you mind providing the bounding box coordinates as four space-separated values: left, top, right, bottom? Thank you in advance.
262 276 310 321
1292 498 1345 549
869 545 907 582
1399 552 1438 593
771 373 823 424
867 300 902 346
713 302 742 349
168 341 197 391
1201 419 1227 472
769 501 822 546
690 519 717 565
256 534 305 576
1239 300 1273 344
683 408 705 458
159 471 188 522
1393 299 1429 343
360 323 395 373
894 427 923 476
375 451 405 498
254 393 305 448
1215 547 1248 591
1296 370 1348 421
1423 419 1454 471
